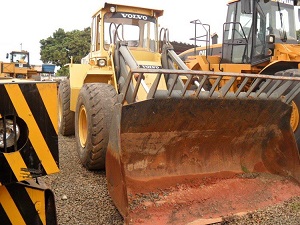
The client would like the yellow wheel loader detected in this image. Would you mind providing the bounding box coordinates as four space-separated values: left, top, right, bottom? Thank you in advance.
0 78 59 224
0 51 39 79
58 2 300 224
180 0 300 150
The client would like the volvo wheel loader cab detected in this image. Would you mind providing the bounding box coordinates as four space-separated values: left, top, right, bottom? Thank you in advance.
180 0 300 150
59 2 300 224
59 2 164 165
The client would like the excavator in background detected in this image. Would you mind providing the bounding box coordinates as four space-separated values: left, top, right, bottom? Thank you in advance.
0 77 59 224
180 0 300 150
58 2 300 224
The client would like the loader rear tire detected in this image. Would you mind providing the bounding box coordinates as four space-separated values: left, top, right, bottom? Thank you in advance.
75 83 117 170
58 79 75 136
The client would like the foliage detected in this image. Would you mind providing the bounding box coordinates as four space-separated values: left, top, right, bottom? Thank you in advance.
56 66 70 77
40 27 90 76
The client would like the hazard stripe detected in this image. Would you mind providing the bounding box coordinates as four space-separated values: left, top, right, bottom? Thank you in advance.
0 204 12 225
3 151 29 181
25 186 46 224
36 82 58 134
6 184 43 225
20 139 46 177
5 83 59 175
0 83 15 116
0 83 59 185
0 186 26 225
0 85 19 184
0 138 46 184
0 182 50 225
0 155 17 184
20 83 59 168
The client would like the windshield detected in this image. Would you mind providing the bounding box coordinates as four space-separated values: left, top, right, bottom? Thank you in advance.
12 52 28 64
222 0 298 65
266 1 297 41
104 12 157 51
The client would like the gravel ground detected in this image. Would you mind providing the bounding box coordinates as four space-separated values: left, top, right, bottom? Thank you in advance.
219 196 300 225
42 135 123 225
43 135 300 225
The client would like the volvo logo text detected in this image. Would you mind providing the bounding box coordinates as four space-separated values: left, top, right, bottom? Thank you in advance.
121 13 148 20
139 65 162 69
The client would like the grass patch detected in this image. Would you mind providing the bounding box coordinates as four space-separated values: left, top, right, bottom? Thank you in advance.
241 165 250 173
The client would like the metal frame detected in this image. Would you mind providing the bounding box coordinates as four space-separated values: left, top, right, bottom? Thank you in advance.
119 68 300 105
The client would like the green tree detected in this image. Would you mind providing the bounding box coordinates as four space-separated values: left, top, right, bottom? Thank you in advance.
40 27 90 76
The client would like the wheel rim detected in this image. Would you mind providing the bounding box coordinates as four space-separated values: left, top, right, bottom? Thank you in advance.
290 101 299 132
78 105 88 148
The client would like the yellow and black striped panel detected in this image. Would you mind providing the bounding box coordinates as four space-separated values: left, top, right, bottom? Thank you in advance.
0 82 59 185
0 181 57 225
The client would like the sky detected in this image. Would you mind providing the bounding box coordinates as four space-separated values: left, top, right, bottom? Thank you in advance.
0 0 298 65
0 0 230 65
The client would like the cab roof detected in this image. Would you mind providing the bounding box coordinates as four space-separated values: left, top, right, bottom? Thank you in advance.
93 2 164 18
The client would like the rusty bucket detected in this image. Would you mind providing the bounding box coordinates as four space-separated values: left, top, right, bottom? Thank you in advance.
106 97 300 224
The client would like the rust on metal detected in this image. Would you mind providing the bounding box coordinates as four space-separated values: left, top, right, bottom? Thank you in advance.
106 98 300 224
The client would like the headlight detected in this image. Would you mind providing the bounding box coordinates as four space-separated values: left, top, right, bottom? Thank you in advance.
110 6 116 13
267 34 275 44
0 119 20 148
98 59 107 67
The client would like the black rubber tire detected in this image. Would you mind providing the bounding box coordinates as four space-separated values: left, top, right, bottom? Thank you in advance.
58 79 75 136
274 69 300 151
75 83 117 170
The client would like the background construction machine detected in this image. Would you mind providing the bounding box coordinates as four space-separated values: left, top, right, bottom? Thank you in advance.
0 78 59 224
58 2 300 224
180 0 300 150
0 50 39 79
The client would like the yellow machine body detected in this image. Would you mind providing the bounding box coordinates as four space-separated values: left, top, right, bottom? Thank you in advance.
59 1 300 224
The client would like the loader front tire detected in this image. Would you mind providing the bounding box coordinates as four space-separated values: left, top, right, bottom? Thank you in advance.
75 83 117 170
266 69 300 151
58 79 75 136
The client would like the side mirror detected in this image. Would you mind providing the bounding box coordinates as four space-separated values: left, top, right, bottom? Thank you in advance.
241 0 252 14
